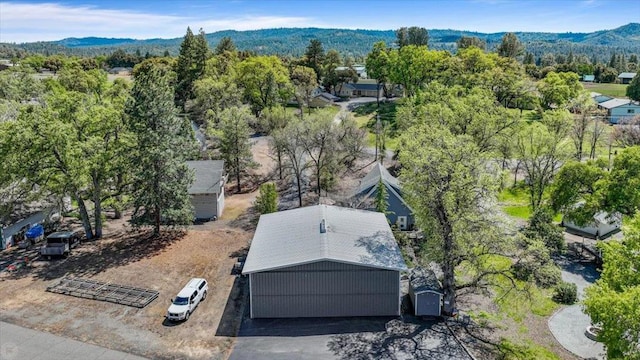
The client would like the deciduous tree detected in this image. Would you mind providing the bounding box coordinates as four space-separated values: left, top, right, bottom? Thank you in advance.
218 106 256 193
235 55 292 116
399 125 514 314
584 214 640 360
515 110 573 209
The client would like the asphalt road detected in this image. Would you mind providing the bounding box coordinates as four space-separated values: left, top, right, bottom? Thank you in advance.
0 321 147 360
229 316 472 360
547 259 605 360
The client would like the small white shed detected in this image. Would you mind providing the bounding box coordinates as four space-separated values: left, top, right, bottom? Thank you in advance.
409 267 443 317
186 160 225 221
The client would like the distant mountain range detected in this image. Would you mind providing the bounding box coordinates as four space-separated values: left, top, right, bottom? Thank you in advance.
3 23 639 61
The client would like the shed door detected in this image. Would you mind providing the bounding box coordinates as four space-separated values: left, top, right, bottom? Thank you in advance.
416 292 441 316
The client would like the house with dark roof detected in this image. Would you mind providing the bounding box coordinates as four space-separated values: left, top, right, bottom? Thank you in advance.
242 205 408 318
590 92 613 104
618 72 637 84
598 98 640 124
185 160 225 221
336 79 384 98
354 163 414 230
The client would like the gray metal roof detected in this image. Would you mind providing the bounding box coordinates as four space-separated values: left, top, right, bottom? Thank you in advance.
242 205 408 274
599 98 636 109
410 267 442 294
618 72 637 79
358 162 400 194
185 160 224 195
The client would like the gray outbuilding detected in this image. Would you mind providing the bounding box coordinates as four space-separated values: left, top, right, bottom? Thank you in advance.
409 267 443 317
186 160 225 221
242 205 408 318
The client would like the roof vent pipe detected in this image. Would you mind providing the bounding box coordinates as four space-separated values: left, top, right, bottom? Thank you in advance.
320 219 326 234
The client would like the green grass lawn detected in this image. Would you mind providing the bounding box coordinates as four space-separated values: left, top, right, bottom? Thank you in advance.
285 104 340 118
353 101 400 150
582 82 629 97
498 185 562 222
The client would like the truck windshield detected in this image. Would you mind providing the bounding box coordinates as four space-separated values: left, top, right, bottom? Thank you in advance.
173 297 189 305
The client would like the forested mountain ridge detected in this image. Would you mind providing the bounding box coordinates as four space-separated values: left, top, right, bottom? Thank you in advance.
2 23 639 60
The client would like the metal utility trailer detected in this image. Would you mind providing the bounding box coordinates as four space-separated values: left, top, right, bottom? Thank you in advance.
47 277 159 308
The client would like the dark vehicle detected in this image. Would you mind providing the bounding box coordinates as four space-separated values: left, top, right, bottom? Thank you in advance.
40 231 81 259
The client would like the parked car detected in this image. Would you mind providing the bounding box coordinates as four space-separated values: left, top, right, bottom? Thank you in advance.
40 231 81 259
166 278 208 321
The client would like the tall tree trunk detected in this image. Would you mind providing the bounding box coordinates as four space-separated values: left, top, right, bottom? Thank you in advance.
154 161 161 236
316 165 322 196
114 173 123 219
93 176 103 238
296 173 303 207
436 199 456 315
236 157 241 193
74 192 94 240
277 149 283 180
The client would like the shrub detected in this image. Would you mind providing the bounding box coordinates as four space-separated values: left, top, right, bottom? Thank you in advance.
523 207 566 254
553 282 578 304
255 182 278 214
535 264 562 288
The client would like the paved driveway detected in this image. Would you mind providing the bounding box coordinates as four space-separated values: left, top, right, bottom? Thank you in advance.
229 316 472 360
0 321 146 360
548 259 605 360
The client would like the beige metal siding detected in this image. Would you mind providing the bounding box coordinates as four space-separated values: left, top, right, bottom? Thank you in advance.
250 261 400 318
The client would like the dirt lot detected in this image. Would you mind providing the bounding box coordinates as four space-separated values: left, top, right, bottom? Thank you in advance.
0 219 251 359
0 138 279 360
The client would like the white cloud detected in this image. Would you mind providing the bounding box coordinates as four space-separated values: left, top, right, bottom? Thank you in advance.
0 2 322 43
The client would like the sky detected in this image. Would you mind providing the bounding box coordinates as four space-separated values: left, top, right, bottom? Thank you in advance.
1 0 639 43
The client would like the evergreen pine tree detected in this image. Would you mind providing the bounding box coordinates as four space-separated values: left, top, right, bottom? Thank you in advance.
219 106 256 193
255 182 278 214
126 60 195 235
175 27 209 111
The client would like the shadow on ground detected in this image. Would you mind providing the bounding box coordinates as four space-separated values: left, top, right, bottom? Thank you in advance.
328 318 471 360
215 276 248 337
7 228 185 281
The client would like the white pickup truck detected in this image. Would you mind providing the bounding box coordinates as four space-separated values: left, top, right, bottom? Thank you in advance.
166 278 208 321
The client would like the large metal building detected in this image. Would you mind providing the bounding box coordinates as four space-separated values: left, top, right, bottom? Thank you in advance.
242 205 408 318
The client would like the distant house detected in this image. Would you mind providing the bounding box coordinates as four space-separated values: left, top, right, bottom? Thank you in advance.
590 92 613 104
618 72 637 84
335 64 367 78
354 162 414 230
108 67 133 75
598 98 640 124
186 160 225 221
582 75 595 82
242 204 408 318
336 80 384 98
308 87 340 108
563 211 622 239
0 59 14 71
